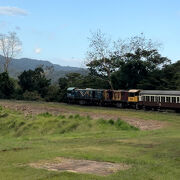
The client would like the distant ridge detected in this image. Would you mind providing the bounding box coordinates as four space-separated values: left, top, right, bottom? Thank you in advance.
0 55 87 83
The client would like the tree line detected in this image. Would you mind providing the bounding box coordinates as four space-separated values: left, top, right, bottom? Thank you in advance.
0 31 179 102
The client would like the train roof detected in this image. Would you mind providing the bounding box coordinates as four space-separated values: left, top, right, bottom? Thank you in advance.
67 87 76 91
129 89 140 93
67 87 104 91
140 90 180 96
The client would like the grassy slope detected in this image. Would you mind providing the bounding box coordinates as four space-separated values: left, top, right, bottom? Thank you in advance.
0 101 179 180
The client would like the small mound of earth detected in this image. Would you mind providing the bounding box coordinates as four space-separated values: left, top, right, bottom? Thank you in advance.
29 157 131 176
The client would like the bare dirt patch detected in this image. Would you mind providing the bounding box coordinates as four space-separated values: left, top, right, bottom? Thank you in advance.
29 157 130 176
0 100 166 130
0 101 71 116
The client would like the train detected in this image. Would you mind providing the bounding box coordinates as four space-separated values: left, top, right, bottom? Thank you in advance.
67 87 180 112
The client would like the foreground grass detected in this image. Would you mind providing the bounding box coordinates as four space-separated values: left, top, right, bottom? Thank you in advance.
0 102 179 180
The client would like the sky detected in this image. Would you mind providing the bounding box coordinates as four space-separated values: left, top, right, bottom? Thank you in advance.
0 0 180 67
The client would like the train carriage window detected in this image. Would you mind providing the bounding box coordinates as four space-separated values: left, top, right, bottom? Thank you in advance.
135 92 139 96
129 93 135 97
155 96 157 102
155 96 160 102
161 97 165 103
177 97 180 103
166 97 170 103
92 91 95 98
146 96 150 102
151 96 154 102
172 97 176 103
142 96 145 101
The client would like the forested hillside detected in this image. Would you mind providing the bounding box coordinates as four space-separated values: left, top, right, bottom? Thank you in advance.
0 55 87 82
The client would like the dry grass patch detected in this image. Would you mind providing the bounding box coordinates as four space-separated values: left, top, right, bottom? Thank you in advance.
29 157 131 176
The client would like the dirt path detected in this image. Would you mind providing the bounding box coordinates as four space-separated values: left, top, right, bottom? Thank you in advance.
0 100 166 130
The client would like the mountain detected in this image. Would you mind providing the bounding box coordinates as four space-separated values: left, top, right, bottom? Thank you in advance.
0 55 88 83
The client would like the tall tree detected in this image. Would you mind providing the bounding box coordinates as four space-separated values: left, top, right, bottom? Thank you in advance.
0 32 22 72
86 30 122 89
111 49 170 90
18 67 51 97
86 31 163 89
0 72 15 98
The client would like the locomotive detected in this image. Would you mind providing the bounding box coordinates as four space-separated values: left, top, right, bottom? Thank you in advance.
67 87 180 112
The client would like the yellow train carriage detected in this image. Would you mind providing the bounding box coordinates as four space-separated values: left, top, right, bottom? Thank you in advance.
128 89 140 103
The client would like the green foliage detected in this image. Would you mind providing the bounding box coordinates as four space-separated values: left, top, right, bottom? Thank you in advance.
0 108 139 137
111 59 148 89
45 85 60 102
18 67 51 98
115 119 139 130
111 49 171 90
98 118 139 131
38 112 53 117
0 72 15 98
23 91 42 101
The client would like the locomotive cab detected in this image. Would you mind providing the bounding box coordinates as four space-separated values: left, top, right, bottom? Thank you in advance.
67 87 76 102
128 90 140 103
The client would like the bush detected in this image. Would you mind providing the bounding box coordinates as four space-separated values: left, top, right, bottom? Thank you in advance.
98 118 138 131
45 85 59 102
38 112 53 117
115 119 139 130
18 67 51 98
0 72 15 98
23 91 42 101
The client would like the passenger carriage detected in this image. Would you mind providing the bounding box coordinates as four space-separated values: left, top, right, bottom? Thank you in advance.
139 90 180 111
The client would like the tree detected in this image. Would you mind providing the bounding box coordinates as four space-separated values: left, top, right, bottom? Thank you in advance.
111 59 148 89
0 72 15 98
86 31 163 89
86 30 122 89
111 48 170 90
18 67 51 98
0 32 22 72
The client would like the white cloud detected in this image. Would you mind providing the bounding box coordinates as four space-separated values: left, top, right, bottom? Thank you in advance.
0 6 28 16
34 48 42 54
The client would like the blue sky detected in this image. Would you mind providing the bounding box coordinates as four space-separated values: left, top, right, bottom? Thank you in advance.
0 0 180 67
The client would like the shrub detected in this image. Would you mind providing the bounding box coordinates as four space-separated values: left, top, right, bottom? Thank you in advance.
108 119 114 125
45 85 59 102
0 72 15 98
23 91 42 101
115 119 139 130
38 112 53 117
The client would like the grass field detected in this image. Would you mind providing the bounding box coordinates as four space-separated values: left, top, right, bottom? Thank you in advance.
0 100 179 180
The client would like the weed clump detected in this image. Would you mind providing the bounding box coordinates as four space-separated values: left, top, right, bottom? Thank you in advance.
0 106 8 118
38 112 52 117
59 122 79 134
0 113 8 118
115 119 139 130
68 115 73 119
86 115 92 120
58 115 65 119
108 119 114 125
98 118 138 131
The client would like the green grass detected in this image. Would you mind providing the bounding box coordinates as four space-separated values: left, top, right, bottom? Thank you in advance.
0 101 180 180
